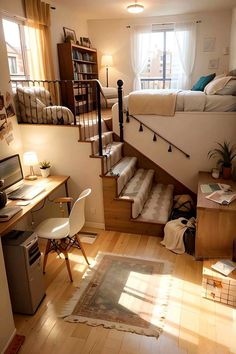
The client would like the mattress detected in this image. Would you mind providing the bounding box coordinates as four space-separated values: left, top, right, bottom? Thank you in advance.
124 90 236 113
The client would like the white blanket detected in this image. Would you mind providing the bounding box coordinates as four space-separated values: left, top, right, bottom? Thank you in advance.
161 217 195 254
161 218 187 254
128 89 179 116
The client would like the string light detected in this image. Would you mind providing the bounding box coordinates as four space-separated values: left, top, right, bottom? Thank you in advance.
168 144 172 152
139 123 143 132
153 134 157 142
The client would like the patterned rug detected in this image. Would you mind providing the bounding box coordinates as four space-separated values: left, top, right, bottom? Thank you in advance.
62 252 173 338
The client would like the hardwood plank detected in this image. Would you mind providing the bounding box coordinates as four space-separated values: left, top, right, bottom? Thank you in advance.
14 229 236 354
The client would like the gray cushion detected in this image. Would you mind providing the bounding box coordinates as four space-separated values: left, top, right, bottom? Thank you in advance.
216 79 236 96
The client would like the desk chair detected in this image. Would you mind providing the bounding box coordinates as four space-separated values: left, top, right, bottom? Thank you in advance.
35 188 91 282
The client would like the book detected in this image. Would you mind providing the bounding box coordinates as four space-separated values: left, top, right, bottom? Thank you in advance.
211 259 236 276
200 183 231 194
205 190 236 205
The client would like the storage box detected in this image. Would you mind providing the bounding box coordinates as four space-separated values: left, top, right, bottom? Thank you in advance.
202 260 236 307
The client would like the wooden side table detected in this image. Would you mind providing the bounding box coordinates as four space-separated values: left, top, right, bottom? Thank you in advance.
202 260 236 307
195 172 236 259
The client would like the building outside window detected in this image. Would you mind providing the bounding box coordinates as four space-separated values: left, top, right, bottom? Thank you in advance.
2 18 29 81
141 29 179 90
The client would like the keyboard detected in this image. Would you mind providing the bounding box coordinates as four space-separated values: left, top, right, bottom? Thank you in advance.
8 184 45 200
0 206 22 221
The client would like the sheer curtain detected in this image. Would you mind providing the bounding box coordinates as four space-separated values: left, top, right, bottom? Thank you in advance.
130 25 152 90
24 0 55 80
171 22 197 89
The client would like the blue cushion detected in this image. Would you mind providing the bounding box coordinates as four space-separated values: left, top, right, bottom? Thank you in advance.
191 73 216 91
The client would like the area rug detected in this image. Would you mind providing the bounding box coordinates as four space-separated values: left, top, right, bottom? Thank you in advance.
61 252 173 338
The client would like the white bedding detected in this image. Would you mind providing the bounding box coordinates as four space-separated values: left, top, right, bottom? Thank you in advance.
126 90 236 113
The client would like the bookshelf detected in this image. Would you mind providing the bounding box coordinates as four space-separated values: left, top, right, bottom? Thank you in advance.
57 42 98 114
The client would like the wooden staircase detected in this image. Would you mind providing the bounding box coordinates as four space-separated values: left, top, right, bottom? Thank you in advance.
78 116 195 236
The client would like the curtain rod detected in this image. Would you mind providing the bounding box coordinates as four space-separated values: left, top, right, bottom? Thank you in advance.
126 20 201 28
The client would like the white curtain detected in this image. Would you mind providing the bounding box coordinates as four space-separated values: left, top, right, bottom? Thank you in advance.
130 25 152 90
171 22 197 89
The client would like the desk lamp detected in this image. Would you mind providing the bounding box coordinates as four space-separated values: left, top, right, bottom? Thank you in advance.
101 54 113 87
23 151 38 180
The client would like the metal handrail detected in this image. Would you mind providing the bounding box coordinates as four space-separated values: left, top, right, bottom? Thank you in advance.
117 80 190 159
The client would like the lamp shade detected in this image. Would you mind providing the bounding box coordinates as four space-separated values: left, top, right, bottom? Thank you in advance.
23 151 38 166
101 55 113 67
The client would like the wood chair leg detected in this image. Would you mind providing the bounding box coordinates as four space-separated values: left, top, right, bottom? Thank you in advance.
63 251 73 282
76 235 90 265
43 239 51 274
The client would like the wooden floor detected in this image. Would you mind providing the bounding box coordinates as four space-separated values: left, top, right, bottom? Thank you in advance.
14 230 236 354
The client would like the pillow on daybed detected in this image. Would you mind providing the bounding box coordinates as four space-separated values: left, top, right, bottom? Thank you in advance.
204 76 236 95
191 73 215 91
216 78 236 95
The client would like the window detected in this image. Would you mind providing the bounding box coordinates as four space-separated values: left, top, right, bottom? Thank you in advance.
141 29 180 90
2 18 29 80
8 56 17 74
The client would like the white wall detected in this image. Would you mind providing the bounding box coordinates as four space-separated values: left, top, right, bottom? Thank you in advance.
19 125 105 228
88 10 232 94
229 7 236 70
113 105 236 192
50 2 88 78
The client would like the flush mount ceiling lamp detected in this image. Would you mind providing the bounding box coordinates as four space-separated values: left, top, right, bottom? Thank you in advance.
127 1 144 13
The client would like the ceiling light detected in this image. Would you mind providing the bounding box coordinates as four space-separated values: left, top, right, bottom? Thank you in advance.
127 1 144 13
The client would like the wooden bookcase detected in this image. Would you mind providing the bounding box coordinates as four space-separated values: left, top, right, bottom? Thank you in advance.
57 42 98 115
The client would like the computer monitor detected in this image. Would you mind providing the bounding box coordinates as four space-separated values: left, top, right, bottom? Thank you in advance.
0 154 24 191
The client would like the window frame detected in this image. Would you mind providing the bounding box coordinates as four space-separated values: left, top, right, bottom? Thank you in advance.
141 28 174 90
2 16 30 80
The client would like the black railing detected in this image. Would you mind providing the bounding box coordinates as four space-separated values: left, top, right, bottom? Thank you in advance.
140 77 172 90
11 79 104 156
117 80 190 159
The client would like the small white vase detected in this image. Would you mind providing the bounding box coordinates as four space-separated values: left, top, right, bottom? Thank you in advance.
40 168 50 178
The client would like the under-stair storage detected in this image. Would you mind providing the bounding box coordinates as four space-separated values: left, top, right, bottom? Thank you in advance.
77 114 195 236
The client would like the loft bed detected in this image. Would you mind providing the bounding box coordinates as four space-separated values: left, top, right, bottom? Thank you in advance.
126 72 236 116
111 76 236 163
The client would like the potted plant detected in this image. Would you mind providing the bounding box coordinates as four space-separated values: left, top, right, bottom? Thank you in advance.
39 161 51 178
208 141 236 179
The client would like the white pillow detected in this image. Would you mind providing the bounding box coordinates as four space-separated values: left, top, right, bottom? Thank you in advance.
204 76 232 95
216 79 236 95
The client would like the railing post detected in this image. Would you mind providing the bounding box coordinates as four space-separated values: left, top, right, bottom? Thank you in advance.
96 80 103 156
117 79 124 142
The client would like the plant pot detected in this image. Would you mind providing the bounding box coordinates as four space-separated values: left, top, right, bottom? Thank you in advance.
40 168 50 178
222 166 232 179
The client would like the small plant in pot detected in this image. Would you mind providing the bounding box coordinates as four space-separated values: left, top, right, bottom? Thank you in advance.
208 141 236 179
39 161 51 178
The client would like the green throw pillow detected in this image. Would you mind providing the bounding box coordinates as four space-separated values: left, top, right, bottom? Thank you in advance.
191 73 216 91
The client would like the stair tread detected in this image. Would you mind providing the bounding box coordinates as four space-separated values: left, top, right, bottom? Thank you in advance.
120 168 154 218
86 131 113 142
136 183 174 224
107 156 137 195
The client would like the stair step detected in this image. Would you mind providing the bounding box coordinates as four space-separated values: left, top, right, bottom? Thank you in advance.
79 118 108 140
106 156 137 195
100 142 123 174
136 184 174 224
88 131 113 155
120 168 154 218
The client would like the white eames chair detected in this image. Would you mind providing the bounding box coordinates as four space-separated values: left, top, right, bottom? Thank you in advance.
35 188 91 282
